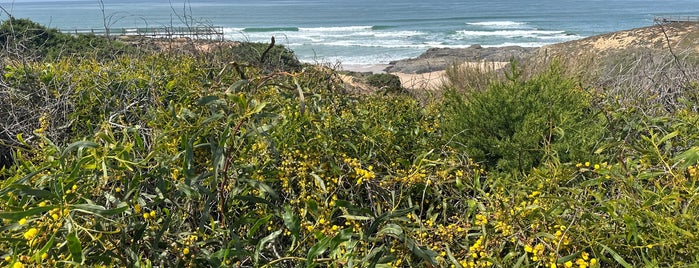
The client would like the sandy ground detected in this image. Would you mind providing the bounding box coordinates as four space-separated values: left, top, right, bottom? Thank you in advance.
342 61 507 90
340 64 391 74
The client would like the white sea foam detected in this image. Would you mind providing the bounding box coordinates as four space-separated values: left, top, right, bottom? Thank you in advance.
456 29 567 38
298 26 374 32
467 21 528 28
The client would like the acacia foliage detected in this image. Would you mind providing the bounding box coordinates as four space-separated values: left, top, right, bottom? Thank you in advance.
0 20 699 268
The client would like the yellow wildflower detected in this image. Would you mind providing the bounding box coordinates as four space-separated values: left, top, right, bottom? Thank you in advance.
475 214 488 226
182 248 190 255
23 228 38 240
18 218 26 225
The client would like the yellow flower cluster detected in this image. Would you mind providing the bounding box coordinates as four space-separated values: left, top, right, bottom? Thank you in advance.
344 157 375 185
23 228 39 241
387 166 427 186
64 184 78 195
523 243 545 261
474 214 488 226
688 165 699 180
566 252 597 268
49 207 68 221
460 236 492 267
575 161 608 171
142 210 157 220
35 112 51 135
494 220 513 236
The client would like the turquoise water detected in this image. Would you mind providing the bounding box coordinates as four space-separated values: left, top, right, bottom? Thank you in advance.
2 0 698 64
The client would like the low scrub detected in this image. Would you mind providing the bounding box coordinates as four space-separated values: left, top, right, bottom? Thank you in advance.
1 19 699 268
442 62 605 172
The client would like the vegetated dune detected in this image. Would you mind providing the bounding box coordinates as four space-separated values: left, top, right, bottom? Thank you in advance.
538 21 699 58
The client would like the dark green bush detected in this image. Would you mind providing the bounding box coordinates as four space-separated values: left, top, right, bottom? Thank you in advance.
0 18 132 60
227 41 301 72
442 62 605 172
365 73 403 92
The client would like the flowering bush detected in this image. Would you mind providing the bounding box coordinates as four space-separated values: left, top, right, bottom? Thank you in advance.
1 21 699 267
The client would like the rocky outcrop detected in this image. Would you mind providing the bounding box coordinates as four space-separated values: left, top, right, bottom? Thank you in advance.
385 45 537 74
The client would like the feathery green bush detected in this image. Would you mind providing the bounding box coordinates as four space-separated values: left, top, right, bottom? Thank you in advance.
442 62 605 172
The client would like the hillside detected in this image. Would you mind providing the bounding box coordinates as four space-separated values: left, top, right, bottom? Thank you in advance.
539 21 699 57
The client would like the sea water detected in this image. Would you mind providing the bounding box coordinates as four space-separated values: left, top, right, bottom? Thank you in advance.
2 0 698 64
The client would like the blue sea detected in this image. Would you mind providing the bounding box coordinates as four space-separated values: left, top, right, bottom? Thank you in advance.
2 0 699 64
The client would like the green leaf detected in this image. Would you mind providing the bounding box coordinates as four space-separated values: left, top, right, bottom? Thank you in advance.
236 195 274 207
66 233 83 264
599 243 633 268
196 95 220 106
658 130 679 144
35 234 55 262
202 113 224 124
0 206 53 221
405 237 438 266
556 251 578 263
248 215 273 238
71 203 129 217
513 253 527 268
376 223 403 238
673 146 699 169
0 167 49 194
310 173 326 192
255 230 282 266
243 179 279 200
306 235 331 266
339 215 373 221
250 102 267 115
329 228 352 250
226 79 249 93
282 205 301 240
12 185 55 199
367 206 416 236
445 244 463 268
61 141 98 159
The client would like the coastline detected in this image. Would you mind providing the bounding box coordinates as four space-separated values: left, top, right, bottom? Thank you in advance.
340 45 535 90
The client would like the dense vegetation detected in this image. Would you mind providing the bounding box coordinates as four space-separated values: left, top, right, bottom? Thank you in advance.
1 19 699 267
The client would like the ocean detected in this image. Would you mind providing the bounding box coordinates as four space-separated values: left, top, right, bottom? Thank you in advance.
2 0 698 65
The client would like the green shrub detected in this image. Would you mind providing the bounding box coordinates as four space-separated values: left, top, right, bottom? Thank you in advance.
365 73 403 92
0 18 133 60
442 62 605 172
227 41 301 72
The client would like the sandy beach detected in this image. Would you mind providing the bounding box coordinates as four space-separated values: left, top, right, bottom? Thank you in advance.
342 61 508 90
